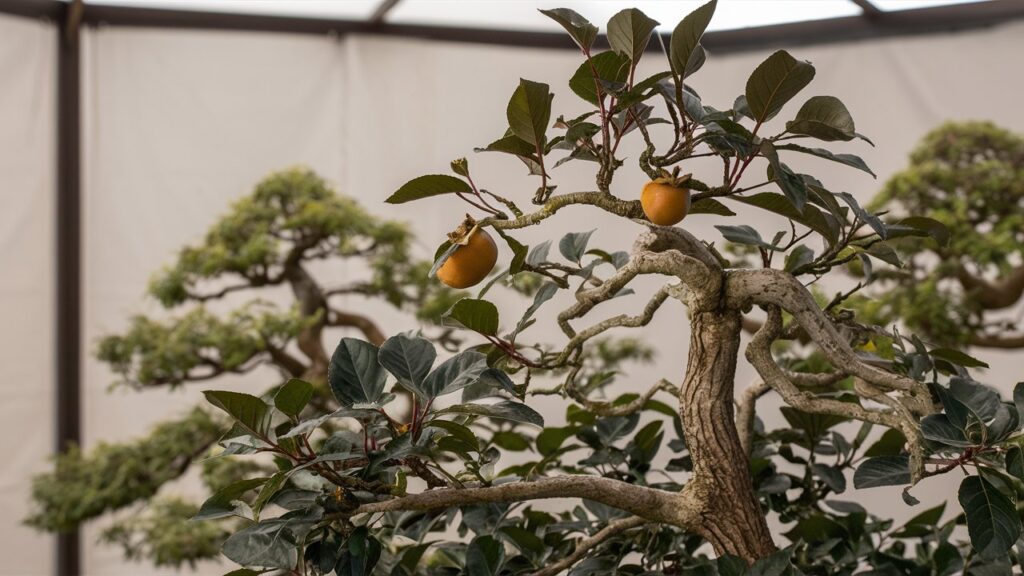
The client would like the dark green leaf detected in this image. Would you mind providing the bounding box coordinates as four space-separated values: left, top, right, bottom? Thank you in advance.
920 414 972 447
494 228 528 274
439 401 545 427
194 477 268 520
689 197 735 216
732 192 838 246
669 0 717 78
930 348 989 369
329 338 389 407
423 350 489 399
784 245 815 272
569 51 630 106
475 134 538 158
558 230 595 263
252 472 287 520
465 535 504 576
775 143 875 178
203 391 272 438
1007 446 1024 481
853 455 911 488
745 50 815 123
515 282 558 335
959 475 1021 559
386 174 471 204
785 95 857 141
378 333 435 399
607 8 659 62
893 216 950 247
715 224 782 251
507 79 552 148
443 298 499 336
537 426 578 456
761 140 808 209
539 8 598 51
837 191 886 239
274 379 313 418
811 463 847 494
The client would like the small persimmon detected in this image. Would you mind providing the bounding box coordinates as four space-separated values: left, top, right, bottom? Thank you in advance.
437 217 498 289
641 172 692 226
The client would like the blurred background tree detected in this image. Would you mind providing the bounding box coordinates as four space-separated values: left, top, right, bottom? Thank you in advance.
853 121 1024 349
25 167 464 568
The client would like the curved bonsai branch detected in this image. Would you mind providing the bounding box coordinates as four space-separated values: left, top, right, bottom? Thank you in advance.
341 476 703 530
531 515 647 576
727 269 925 396
955 264 1024 310
481 191 644 232
329 309 387 346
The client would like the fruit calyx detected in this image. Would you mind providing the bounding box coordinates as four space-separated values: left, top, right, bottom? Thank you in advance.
652 167 692 189
447 214 480 246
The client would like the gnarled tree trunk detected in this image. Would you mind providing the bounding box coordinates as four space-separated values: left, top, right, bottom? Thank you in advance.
679 309 775 562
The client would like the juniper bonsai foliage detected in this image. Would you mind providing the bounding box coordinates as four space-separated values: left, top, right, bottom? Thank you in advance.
197 5 1024 575
26 168 464 568
853 121 1024 350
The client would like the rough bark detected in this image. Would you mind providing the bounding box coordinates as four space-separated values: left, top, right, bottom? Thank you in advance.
680 309 776 562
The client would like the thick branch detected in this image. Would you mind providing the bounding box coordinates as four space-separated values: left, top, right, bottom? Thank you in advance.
329 309 387 346
955 264 1024 310
727 269 924 395
736 381 770 456
970 332 1024 349
343 476 701 530
531 516 647 576
481 192 644 232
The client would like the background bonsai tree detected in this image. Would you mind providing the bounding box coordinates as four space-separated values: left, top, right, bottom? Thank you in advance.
853 120 1024 350
25 167 464 568
109 6 1024 575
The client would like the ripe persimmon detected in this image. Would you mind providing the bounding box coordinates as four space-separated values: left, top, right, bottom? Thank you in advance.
641 172 692 226
437 217 498 289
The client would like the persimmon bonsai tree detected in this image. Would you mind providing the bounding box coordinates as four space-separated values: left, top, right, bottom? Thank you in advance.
138 5 1024 575
24 168 465 567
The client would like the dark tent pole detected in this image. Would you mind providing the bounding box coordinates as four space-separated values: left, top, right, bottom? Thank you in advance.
55 0 83 574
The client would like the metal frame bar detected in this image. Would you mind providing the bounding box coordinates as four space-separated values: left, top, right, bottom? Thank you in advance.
54 0 82 573
3 0 1023 52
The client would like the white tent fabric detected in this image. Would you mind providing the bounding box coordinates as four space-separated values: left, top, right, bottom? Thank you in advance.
2 10 1024 575
0 14 57 576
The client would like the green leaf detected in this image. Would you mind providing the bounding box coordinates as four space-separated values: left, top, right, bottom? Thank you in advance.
558 230 595 263
1007 446 1024 481
329 338 389 407
443 298 499 336
669 0 717 78
203 391 273 438
491 431 531 451
194 477 268 520
252 472 288 520
784 245 815 273
785 95 857 141
475 134 537 157
274 379 313 418
569 51 629 106
775 143 875 178
424 350 489 399
515 282 558 335
959 475 1021 559
811 463 847 494
537 426 578 456
930 348 989 369
837 191 886 239
689 197 735 216
731 192 838 246
539 8 598 52
745 50 815 123
494 228 528 274
892 503 946 538
921 414 973 447
378 333 435 398
466 535 504 576
761 140 807 210
507 79 552 148
426 419 481 452
853 455 911 488
715 225 782 251
607 8 659 62
439 401 545 427
337 526 383 576
386 174 471 204
222 520 299 569
892 216 950 247
864 428 906 457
